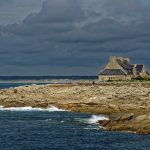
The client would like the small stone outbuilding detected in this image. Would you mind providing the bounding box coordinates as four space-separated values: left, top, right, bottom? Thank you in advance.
99 56 149 81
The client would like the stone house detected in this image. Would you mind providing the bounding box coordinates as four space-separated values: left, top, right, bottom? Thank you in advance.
99 56 149 81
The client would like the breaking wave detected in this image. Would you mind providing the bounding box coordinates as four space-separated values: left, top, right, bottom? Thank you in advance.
83 115 109 124
0 105 66 112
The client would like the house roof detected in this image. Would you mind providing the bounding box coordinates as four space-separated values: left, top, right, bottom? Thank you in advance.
99 56 149 76
136 65 143 74
117 59 133 74
99 69 126 75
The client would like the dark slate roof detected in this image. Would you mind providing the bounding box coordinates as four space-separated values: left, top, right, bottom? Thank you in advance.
136 65 143 74
117 59 133 74
100 69 126 75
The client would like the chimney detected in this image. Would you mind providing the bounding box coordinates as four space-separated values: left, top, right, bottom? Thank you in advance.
133 64 137 76
123 57 130 63
109 56 117 63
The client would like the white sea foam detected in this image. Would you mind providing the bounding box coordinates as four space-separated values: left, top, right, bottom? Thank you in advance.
0 105 66 112
84 127 100 130
45 119 52 121
47 106 66 112
84 115 109 124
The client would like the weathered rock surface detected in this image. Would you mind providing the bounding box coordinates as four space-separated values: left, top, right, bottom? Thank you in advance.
0 82 150 134
118 113 135 121
98 113 150 134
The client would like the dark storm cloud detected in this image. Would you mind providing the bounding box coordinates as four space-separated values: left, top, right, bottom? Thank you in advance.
0 0 12 5
0 0 150 75
0 0 44 25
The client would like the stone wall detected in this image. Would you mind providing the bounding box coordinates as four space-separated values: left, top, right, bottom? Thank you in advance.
99 75 125 81
99 75 132 81
140 66 149 78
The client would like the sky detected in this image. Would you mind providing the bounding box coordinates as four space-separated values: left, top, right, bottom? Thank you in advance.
0 0 150 76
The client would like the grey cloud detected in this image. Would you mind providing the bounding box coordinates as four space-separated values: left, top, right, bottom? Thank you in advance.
24 0 84 23
0 0 12 5
0 0 150 75
0 0 44 25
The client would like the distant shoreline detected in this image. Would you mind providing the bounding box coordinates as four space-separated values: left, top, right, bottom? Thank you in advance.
0 79 150 84
0 76 97 84
0 76 98 80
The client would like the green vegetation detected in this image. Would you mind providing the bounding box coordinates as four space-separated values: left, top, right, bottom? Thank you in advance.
132 76 150 81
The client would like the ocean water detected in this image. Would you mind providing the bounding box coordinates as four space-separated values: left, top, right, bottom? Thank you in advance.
0 83 49 89
0 76 98 87
0 76 97 81
0 81 150 150
0 108 150 150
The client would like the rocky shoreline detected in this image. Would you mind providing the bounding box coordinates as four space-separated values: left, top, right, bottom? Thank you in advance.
0 82 150 134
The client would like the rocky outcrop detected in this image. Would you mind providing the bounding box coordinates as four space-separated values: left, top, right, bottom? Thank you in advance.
118 113 134 121
0 82 150 134
98 113 150 134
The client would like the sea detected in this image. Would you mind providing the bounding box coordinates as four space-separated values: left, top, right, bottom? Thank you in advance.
0 76 149 150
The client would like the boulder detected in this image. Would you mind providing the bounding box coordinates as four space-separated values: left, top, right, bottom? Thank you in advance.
97 120 111 127
13 89 18 94
119 113 134 121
